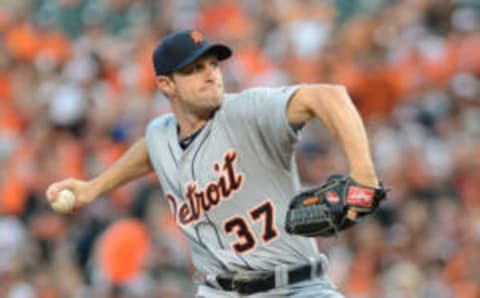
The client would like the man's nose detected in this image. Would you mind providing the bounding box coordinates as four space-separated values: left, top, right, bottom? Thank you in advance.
204 64 216 80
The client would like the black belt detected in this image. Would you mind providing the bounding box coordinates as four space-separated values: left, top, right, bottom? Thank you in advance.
208 261 324 295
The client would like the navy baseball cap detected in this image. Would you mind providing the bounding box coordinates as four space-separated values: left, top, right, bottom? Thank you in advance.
153 29 232 76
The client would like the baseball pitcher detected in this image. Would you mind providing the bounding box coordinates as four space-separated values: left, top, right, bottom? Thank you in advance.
46 30 385 297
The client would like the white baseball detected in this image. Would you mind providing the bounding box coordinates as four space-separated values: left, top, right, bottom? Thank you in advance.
51 189 76 213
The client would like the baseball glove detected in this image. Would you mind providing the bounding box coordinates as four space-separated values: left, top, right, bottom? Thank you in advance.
285 174 386 237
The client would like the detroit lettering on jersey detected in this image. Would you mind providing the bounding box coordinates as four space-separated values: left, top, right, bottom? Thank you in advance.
166 150 243 225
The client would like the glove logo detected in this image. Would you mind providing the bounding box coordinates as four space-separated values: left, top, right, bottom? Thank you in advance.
346 186 374 207
326 191 340 203
286 176 386 237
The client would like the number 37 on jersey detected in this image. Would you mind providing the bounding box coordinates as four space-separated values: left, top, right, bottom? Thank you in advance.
166 151 280 254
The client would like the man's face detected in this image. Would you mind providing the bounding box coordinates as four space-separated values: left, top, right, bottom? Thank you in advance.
170 54 225 116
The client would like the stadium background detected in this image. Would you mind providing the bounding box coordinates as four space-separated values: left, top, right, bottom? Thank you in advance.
0 0 479 297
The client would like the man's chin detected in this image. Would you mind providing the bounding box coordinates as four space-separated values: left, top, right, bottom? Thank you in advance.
195 101 221 118
207 96 223 108
207 102 222 114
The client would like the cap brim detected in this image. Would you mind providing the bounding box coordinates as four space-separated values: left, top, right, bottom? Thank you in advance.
173 44 232 72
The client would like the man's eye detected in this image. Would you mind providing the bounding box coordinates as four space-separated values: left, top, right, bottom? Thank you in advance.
179 66 196 75
194 64 204 73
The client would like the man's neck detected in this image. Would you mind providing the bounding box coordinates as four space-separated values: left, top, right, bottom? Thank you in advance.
178 119 207 139
173 108 208 139
173 105 217 139
178 124 205 150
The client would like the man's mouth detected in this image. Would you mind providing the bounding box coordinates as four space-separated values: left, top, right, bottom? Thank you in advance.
204 84 219 91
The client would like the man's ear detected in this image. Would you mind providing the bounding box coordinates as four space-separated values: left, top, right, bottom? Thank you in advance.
156 75 176 98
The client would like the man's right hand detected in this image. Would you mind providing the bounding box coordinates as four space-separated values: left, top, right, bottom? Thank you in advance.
46 179 99 210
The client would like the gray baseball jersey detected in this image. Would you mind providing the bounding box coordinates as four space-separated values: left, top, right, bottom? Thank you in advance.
145 86 323 276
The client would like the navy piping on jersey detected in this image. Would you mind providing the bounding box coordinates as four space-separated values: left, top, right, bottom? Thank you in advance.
166 141 184 195
187 125 254 270
178 109 219 150
178 125 205 150
189 129 229 250
183 126 239 270
167 142 178 168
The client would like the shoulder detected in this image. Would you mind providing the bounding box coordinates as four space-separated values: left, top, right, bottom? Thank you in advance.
146 113 176 134
222 86 301 106
226 86 292 98
220 89 264 115
219 86 303 115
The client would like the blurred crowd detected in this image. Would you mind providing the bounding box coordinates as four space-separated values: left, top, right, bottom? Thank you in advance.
0 0 479 297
